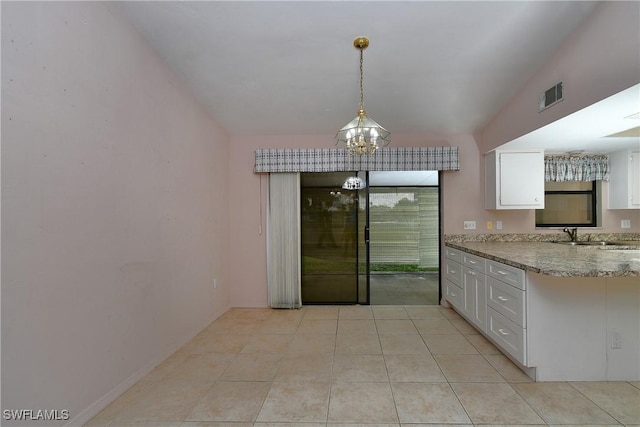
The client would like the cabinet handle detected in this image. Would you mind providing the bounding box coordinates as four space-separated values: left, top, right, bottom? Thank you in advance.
450 269 457 274
468 260 477 264
469 271 476 276
451 292 457 297
497 270 508 276
498 328 509 336
497 296 509 302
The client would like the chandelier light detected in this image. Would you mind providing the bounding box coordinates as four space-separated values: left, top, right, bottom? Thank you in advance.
335 37 390 155
342 176 366 190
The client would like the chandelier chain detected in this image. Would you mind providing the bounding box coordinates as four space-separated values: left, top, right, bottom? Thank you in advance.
359 49 364 110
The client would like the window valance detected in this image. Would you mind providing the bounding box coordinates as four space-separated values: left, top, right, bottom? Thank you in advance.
254 147 459 173
544 154 609 182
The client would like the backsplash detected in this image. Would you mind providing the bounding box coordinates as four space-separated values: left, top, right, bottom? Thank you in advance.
444 232 640 243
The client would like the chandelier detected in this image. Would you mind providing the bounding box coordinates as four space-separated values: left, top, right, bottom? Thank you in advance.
342 176 366 190
335 37 390 155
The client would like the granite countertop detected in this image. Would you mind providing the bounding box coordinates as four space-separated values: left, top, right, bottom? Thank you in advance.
445 237 640 277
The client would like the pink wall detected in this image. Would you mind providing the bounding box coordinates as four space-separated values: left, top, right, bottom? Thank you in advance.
2 3 230 425
477 1 640 153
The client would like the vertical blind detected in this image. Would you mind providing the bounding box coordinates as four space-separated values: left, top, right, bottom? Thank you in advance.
266 173 302 308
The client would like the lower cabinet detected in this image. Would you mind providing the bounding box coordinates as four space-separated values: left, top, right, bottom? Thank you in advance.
445 245 527 366
445 280 463 309
445 246 640 381
463 265 487 331
487 307 527 365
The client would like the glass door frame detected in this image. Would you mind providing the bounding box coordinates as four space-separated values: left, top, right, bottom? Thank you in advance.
357 171 370 305
300 172 361 304
300 170 441 306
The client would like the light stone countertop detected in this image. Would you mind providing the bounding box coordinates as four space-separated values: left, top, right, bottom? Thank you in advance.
445 240 640 277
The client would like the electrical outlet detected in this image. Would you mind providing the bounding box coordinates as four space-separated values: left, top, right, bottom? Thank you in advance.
463 221 476 230
612 331 622 349
486 221 493 230
496 221 503 230
621 219 631 229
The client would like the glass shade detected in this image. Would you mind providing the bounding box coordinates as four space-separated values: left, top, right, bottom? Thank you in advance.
342 176 366 190
336 109 391 155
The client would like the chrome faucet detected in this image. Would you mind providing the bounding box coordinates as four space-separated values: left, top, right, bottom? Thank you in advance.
563 227 578 242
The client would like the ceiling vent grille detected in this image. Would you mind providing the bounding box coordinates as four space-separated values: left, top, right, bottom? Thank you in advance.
539 82 563 112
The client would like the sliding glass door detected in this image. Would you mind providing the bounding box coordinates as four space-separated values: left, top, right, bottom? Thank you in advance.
300 171 439 305
300 172 366 304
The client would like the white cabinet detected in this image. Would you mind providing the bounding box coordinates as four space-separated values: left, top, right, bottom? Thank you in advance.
608 149 640 209
444 247 464 312
445 246 527 365
485 149 545 209
485 258 527 365
463 266 487 331
462 252 487 331
444 245 639 380
445 247 487 332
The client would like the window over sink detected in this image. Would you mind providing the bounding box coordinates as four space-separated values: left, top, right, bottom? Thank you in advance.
535 181 600 227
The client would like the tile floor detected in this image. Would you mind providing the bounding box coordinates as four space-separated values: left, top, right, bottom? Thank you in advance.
86 305 640 427
369 273 439 305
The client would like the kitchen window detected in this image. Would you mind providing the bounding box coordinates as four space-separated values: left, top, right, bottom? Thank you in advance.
535 181 599 227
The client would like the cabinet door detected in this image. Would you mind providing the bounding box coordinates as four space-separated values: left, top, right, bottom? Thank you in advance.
487 307 527 365
472 271 487 331
608 149 640 209
445 259 462 287
445 280 464 311
631 151 640 208
463 266 487 332
499 151 544 207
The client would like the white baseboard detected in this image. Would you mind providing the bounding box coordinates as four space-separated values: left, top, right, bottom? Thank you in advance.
65 310 227 427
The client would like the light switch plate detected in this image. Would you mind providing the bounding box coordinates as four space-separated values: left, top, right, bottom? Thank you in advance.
621 219 631 229
496 221 503 230
463 221 476 230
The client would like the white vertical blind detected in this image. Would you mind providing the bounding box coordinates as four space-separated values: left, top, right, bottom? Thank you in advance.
267 173 302 308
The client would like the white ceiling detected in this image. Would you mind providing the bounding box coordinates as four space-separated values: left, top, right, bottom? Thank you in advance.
114 1 638 152
502 84 640 154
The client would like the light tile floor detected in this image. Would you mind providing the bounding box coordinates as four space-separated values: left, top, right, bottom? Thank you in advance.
86 305 640 427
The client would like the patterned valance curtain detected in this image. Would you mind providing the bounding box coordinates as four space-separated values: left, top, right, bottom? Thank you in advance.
544 154 609 182
255 147 459 173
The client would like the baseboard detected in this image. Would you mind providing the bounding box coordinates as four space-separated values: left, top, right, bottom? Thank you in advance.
64 310 227 427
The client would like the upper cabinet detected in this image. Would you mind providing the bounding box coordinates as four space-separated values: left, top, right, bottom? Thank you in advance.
485 149 545 210
608 149 640 209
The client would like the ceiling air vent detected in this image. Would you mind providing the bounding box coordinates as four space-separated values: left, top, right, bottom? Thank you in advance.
539 82 563 112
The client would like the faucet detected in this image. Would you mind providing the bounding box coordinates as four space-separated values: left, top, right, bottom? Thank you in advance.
563 227 578 242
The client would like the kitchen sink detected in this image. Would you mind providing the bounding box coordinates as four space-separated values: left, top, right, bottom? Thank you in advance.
551 241 624 246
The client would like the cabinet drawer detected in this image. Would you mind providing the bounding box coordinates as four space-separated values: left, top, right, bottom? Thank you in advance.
463 252 486 273
445 259 462 286
445 246 463 263
487 307 527 366
445 280 463 311
487 260 525 290
487 277 526 327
